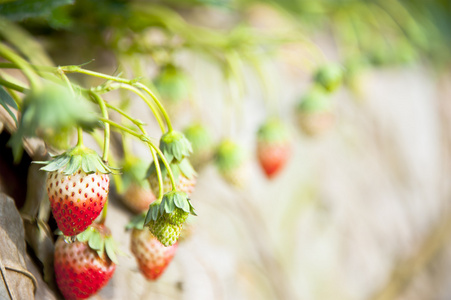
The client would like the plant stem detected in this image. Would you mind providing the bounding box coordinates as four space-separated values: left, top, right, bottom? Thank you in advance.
0 43 41 90
134 82 173 132
99 199 108 224
99 118 177 191
138 124 165 199
60 66 134 84
90 92 110 162
114 83 166 133
0 76 28 93
77 128 84 147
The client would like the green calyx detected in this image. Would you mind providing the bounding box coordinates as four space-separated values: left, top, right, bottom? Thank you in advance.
257 118 290 143
183 123 214 152
154 65 190 104
215 139 246 173
125 212 147 231
8 81 98 161
37 144 117 175
313 63 344 93
145 191 196 225
147 157 196 182
297 86 332 113
76 225 122 264
159 130 193 164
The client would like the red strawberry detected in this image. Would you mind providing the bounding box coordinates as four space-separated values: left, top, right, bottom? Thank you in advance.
130 228 178 280
39 145 114 236
257 119 292 178
54 224 117 300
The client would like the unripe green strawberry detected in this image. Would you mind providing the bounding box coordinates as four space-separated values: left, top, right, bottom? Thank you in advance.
144 191 196 246
147 216 182 247
183 123 215 170
215 139 248 188
159 130 193 164
54 224 118 300
154 65 190 104
313 63 343 93
296 86 335 136
131 228 178 280
257 118 292 178
38 145 115 236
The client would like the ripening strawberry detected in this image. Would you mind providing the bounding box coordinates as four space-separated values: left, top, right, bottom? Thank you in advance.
296 86 335 136
215 139 248 188
39 145 114 236
257 119 292 178
54 224 117 300
46 170 109 236
147 158 196 197
122 183 156 213
131 228 178 280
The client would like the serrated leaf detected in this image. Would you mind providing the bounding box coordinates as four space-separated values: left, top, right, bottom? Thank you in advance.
0 86 18 125
64 155 82 175
104 237 118 264
88 230 102 251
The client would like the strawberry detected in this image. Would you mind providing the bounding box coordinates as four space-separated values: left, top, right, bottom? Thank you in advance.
119 157 156 213
147 158 196 197
296 86 335 136
130 228 178 280
183 123 214 170
145 191 196 246
256 118 292 178
39 144 115 237
313 63 343 93
122 183 156 213
54 224 118 300
215 139 248 188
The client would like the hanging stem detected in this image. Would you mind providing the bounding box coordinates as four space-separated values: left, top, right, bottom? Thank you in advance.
99 199 108 224
76 128 84 147
114 83 166 133
89 92 110 162
99 118 177 191
134 82 173 132
138 124 166 199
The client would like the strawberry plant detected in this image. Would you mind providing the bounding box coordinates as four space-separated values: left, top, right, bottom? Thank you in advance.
0 0 450 299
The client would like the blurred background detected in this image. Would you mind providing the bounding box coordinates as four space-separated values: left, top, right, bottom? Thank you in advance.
1 0 451 299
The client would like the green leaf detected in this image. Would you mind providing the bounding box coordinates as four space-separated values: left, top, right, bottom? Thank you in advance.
0 0 74 22
81 155 96 174
104 237 118 264
88 230 103 251
0 86 18 125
